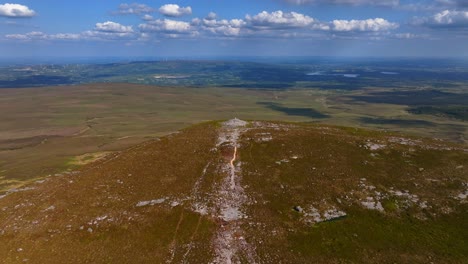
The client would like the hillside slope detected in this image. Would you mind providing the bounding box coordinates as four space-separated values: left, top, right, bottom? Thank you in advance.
0 120 467 263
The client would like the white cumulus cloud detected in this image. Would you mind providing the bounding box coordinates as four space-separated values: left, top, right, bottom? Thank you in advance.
159 4 192 17
142 14 154 21
0 3 35 18
419 10 468 27
4 9 401 42
246 10 316 29
95 21 134 33
139 19 193 34
331 18 399 31
194 16 246 36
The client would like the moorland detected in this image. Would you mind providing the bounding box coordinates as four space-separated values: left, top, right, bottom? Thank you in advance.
0 120 466 263
0 58 467 263
0 58 467 193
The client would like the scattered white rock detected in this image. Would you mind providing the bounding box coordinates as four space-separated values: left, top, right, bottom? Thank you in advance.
293 206 303 213
43 206 55 212
456 190 468 200
366 142 386 151
223 118 247 128
136 198 166 207
88 215 110 226
305 207 321 223
256 132 273 142
361 197 384 212
389 190 420 203
388 137 420 146
220 206 244 221
192 203 208 215
323 208 347 221
95 215 108 221
359 178 376 191
303 206 347 223
276 159 290 165
419 201 429 209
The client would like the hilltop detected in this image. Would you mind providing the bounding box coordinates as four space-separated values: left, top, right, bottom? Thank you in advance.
0 120 467 263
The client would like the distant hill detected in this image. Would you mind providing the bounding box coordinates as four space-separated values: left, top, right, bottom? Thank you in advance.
0 120 467 263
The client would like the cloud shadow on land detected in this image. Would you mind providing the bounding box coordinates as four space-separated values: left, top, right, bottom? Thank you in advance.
359 117 435 127
257 102 329 119
348 90 468 106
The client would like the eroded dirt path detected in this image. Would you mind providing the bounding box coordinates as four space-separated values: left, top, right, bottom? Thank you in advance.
229 146 237 190
212 118 257 264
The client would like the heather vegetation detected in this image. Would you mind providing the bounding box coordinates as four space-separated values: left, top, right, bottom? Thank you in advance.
0 121 466 263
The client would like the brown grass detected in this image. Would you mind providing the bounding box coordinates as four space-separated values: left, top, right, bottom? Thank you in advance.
0 121 466 263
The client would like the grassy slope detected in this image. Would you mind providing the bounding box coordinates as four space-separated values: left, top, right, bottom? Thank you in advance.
240 123 467 263
0 121 466 263
0 123 220 263
1 84 467 191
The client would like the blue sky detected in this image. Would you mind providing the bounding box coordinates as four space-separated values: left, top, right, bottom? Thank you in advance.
1 0 467 58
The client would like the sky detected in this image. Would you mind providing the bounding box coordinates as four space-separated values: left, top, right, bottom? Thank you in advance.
0 0 467 59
